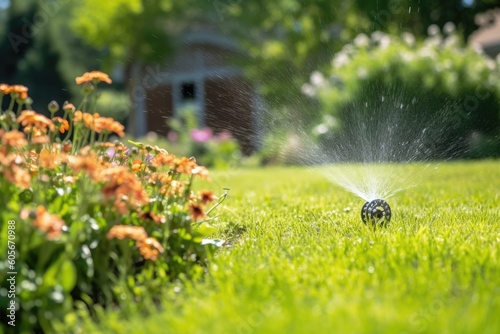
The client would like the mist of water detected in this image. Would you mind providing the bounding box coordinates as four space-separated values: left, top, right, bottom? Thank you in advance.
264 85 468 201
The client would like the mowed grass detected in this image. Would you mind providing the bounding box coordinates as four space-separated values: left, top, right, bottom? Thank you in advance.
84 161 500 334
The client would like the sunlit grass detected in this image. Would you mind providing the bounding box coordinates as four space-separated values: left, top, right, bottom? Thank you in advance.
83 160 500 334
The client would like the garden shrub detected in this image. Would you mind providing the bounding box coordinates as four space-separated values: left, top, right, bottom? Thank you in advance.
302 25 500 160
92 89 130 122
0 72 225 333
166 106 242 169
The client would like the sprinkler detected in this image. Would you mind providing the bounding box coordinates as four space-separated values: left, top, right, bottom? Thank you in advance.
361 199 391 226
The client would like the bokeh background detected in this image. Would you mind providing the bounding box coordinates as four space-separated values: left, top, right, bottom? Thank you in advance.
1 0 499 165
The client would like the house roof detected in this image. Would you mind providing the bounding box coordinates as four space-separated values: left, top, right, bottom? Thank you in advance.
182 32 240 52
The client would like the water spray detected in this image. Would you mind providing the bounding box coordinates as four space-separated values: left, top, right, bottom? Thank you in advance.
361 199 391 226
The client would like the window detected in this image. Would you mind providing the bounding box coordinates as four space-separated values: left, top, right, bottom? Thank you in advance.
180 82 195 100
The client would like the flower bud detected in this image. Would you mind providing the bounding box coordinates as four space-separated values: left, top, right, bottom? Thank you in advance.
63 101 76 113
24 97 33 108
48 100 59 114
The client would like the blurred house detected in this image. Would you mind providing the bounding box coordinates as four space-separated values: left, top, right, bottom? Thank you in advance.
469 9 500 58
131 31 262 154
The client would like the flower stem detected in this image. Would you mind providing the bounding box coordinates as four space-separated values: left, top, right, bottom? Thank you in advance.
92 86 98 113
77 96 87 112
16 101 23 116
7 95 15 113
206 188 229 215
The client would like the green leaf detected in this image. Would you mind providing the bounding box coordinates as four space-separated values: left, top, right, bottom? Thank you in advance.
19 189 34 203
195 222 218 237
41 257 77 293
127 140 144 148
60 260 77 292
41 256 64 292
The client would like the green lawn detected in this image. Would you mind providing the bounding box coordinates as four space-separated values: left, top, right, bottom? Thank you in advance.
84 161 500 334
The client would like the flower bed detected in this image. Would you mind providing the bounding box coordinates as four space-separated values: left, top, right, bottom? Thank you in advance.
0 72 225 333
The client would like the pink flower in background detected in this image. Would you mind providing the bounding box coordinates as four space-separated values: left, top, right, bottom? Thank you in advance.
167 131 178 143
190 128 213 143
216 130 232 141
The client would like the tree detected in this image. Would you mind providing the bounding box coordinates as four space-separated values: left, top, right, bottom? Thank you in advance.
71 0 214 135
355 0 500 38
222 0 500 109
0 0 101 111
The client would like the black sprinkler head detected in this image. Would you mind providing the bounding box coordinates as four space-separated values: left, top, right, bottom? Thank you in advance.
361 199 391 226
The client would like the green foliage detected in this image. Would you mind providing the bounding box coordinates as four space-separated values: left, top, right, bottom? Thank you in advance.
353 0 500 38
225 0 500 108
71 0 213 67
95 90 130 122
303 29 500 159
81 161 500 333
0 75 224 333
0 1 102 111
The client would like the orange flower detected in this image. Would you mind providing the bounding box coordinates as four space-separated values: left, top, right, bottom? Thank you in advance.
136 237 164 261
9 84 28 100
99 166 149 214
192 165 210 180
17 110 36 125
32 206 66 240
67 153 101 176
151 152 176 168
106 225 147 241
3 165 31 189
39 149 65 169
0 153 30 188
139 211 165 224
0 152 23 167
131 159 146 173
62 141 72 153
160 179 185 197
1 130 28 148
114 142 129 152
32 134 50 145
94 117 125 137
95 142 115 149
73 111 83 122
0 84 11 95
148 172 171 185
17 110 55 133
199 190 216 205
175 157 198 175
73 111 101 131
52 116 69 133
188 203 205 221
75 71 112 85
63 101 76 113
